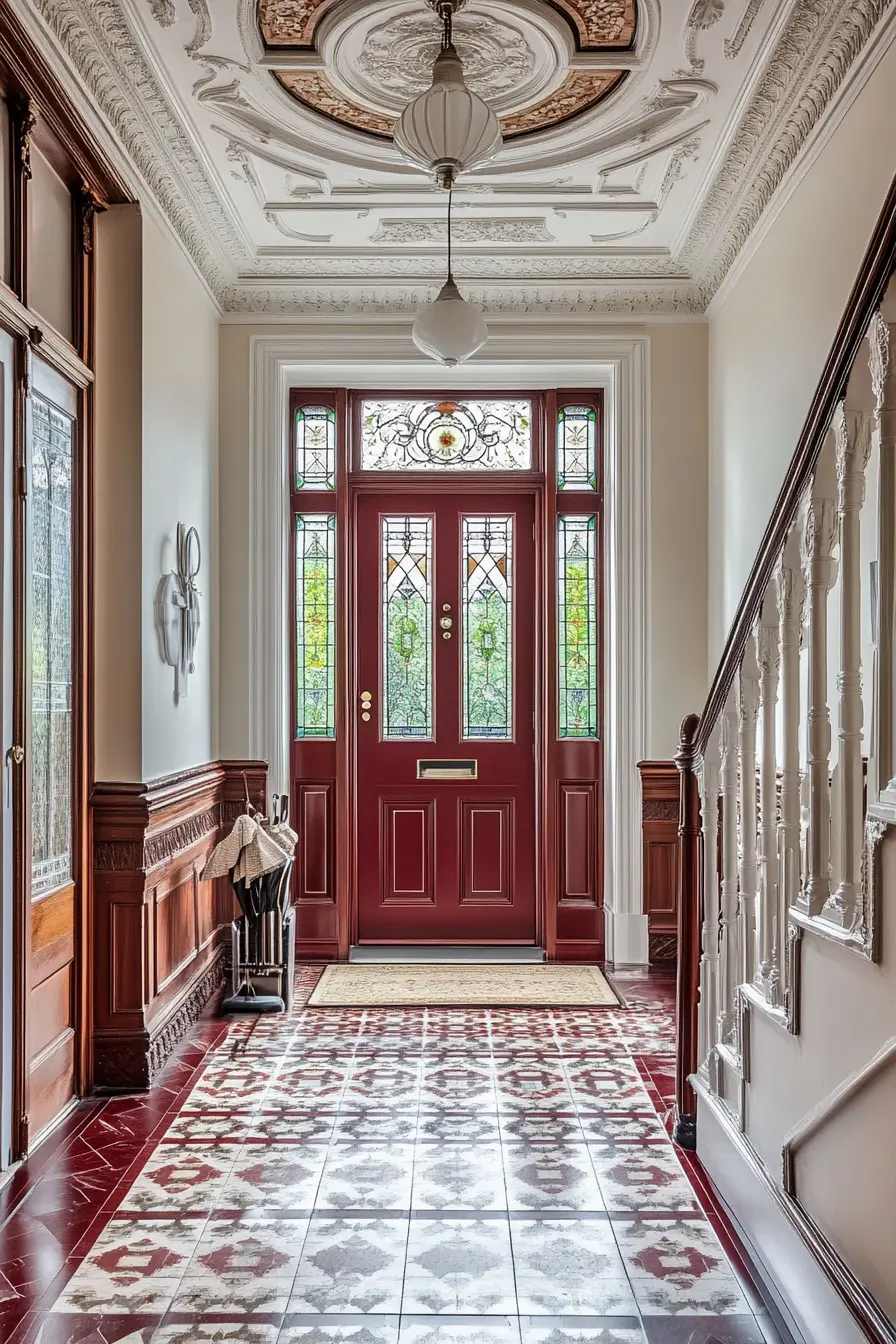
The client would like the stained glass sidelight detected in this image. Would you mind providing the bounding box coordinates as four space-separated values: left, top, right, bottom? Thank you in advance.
382 516 433 739
295 404 336 490
557 404 597 490
558 515 599 738
295 514 336 737
31 396 74 898
462 516 513 739
362 399 531 471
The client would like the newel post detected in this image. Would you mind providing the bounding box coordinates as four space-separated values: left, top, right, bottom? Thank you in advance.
674 712 702 1150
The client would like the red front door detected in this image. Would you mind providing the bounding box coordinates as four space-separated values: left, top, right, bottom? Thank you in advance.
355 492 537 943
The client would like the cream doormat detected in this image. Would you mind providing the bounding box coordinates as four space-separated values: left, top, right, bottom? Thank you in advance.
308 963 619 1008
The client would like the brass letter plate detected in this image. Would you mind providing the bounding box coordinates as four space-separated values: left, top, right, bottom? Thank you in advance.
417 759 478 780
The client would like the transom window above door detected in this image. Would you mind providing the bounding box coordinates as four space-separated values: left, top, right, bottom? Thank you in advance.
360 399 532 472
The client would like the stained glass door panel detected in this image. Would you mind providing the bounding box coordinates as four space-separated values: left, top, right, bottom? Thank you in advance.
355 492 536 943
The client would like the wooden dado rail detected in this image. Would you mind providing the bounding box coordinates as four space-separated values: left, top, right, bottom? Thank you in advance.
674 174 896 1342
91 759 267 1090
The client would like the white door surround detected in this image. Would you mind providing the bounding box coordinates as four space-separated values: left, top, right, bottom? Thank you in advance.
247 324 651 965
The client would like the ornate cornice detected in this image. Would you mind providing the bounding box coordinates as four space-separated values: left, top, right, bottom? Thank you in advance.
221 281 703 314
34 0 245 301
685 0 891 302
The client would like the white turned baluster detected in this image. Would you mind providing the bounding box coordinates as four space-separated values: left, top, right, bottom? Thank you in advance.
697 732 720 1072
869 314 896 798
800 438 839 916
827 404 873 928
738 641 761 985
756 583 780 995
717 694 739 1046
775 526 804 999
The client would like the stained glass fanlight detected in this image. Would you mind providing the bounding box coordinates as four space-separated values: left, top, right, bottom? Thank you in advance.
295 515 336 737
382 516 433 739
462 516 513 739
295 404 336 491
558 515 598 738
557 404 597 490
362 399 531 471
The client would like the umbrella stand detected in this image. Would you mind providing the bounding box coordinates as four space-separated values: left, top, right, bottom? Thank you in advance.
223 856 296 1014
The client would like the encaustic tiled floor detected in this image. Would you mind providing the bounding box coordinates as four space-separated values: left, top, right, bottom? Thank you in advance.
0 967 786 1344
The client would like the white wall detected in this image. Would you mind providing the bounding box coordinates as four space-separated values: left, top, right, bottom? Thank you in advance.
707 35 896 667
649 324 708 754
141 214 219 780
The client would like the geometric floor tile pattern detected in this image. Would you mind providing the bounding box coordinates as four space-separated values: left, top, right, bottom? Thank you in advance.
1 966 788 1344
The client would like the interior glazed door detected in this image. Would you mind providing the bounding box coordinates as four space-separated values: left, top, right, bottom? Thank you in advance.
355 492 536 943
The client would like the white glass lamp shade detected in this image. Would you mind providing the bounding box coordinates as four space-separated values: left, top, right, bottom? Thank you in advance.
412 276 488 366
394 46 502 186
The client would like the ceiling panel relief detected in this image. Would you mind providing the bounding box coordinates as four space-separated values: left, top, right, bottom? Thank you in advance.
32 0 890 314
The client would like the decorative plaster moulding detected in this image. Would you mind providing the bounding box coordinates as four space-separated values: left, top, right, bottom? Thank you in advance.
24 0 896 317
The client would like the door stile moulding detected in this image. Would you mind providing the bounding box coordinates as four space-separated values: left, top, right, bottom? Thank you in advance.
248 328 650 964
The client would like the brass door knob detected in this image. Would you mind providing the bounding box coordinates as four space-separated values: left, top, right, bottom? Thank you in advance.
439 616 453 630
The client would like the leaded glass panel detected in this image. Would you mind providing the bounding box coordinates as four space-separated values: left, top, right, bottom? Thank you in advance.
362 400 531 472
31 396 73 897
557 404 597 490
295 404 336 490
382 516 432 739
558 515 598 739
462 516 513 739
295 514 336 737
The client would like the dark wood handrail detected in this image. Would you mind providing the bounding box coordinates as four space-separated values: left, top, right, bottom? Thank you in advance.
695 170 896 755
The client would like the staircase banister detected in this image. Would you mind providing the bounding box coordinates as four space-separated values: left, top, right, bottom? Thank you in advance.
695 170 896 757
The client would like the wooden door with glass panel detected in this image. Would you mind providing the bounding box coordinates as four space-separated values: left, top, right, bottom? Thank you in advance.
355 491 536 943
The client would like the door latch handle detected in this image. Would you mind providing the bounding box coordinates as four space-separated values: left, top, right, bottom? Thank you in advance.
7 746 23 765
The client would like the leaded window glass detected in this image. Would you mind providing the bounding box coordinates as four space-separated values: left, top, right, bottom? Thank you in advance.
362 399 531 472
295 514 336 737
31 396 73 897
462 516 513 739
382 515 432 739
295 404 336 490
557 404 597 490
558 515 598 738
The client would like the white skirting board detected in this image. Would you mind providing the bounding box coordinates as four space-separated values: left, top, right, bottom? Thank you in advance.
696 1088 867 1344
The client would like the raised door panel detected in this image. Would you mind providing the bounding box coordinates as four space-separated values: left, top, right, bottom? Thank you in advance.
460 800 512 905
381 799 435 905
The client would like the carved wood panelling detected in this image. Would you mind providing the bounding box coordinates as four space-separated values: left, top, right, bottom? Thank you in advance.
91 759 267 1090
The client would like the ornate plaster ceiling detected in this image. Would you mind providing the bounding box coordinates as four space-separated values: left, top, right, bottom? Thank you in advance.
25 0 894 315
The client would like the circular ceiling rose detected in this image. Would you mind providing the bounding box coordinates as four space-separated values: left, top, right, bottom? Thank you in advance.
266 0 635 145
322 0 572 119
355 12 535 108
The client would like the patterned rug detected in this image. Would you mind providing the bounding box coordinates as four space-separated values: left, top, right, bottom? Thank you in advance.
308 963 619 1007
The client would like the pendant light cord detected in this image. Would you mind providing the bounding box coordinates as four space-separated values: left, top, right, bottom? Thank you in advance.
447 185 453 280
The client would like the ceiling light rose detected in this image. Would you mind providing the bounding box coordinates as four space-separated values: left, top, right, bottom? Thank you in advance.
393 1 502 188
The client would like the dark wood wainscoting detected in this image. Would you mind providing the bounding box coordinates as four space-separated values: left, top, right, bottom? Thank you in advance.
91 760 266 1090
637 761 679 964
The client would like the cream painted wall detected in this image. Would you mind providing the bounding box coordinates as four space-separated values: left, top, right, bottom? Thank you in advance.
708 35 896 666
94 205 143 783
649 324 708 755
217 322 709 766
141 214 219 781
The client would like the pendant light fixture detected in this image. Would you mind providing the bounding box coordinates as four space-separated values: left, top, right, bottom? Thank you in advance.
394 0 502 189
412 187 487 366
